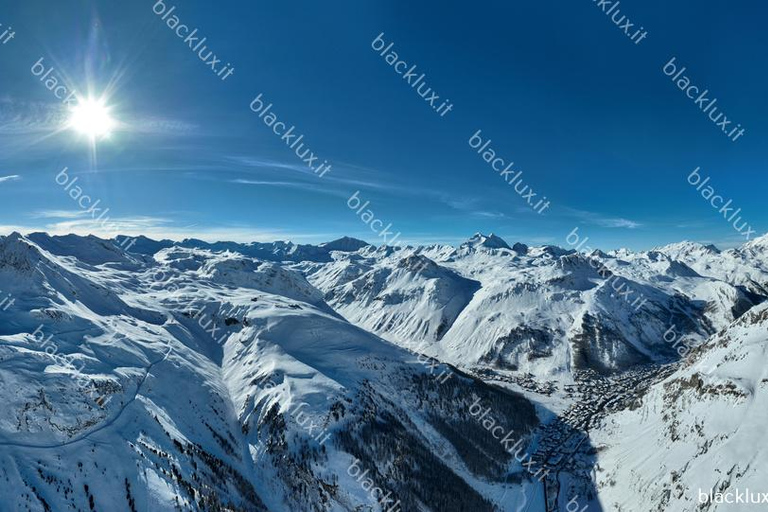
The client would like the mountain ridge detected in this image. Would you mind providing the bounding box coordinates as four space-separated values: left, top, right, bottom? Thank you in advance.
1 230 767 511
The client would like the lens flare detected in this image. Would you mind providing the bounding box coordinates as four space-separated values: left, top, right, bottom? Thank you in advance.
68 97 115 139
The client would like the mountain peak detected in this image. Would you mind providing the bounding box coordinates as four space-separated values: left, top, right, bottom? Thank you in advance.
743 232 768 251
0 232 43 272
512 242 529 254
319 236 370 252
5 231 26 242
655 240 721 257
464 232 511 250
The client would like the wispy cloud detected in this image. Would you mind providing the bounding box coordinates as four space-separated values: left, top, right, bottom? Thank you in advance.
674 221 709 229
228 177 350 198
224 155 528 226
471 210 507 219
231 178 322 189
42 216 175 237
562 207 642 229
30 210 86 219
231 179 305 187
0 98 66 134
0 175 20 184
226 156 311 174
226 156 404 194
596 218 642 229
6 213 339 244
0 97 196 138
123 115 198 136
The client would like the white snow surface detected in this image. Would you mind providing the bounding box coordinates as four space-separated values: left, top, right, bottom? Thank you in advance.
0 231 766 512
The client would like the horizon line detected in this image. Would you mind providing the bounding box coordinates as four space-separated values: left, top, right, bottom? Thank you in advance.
1 229 764 254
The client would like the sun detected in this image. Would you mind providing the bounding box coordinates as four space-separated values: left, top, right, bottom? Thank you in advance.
68 97 116 139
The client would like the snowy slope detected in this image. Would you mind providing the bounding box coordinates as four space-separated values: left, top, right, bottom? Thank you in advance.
304 234 756 385
592 302 768 511
311 254 481 347
2 230 767 512
656 238 768 298
0 233 544 512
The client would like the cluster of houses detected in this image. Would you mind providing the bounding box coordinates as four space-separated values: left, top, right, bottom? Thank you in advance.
532 364 676 475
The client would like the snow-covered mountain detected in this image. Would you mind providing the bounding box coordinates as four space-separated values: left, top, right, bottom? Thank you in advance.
1 231 766 512
310 253 481 348
0 233 540 512
655 236 768 298
592 301 768 511
303 234 758 383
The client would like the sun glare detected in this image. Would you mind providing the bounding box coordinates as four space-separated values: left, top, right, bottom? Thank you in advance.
68 97 115 139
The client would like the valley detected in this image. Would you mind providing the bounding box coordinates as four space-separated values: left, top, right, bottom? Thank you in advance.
0 230 766 511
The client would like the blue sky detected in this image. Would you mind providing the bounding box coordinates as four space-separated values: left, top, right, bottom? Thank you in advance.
0 0 765 250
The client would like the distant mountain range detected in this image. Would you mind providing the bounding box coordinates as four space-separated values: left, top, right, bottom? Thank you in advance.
1 230 767 511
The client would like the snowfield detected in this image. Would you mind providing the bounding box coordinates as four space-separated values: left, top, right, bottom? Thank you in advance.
0 230 766 512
